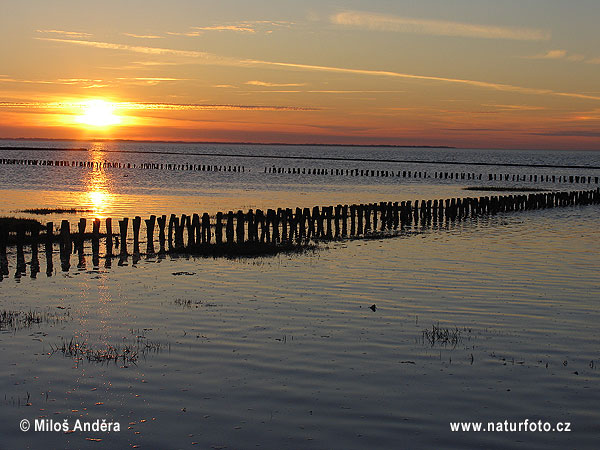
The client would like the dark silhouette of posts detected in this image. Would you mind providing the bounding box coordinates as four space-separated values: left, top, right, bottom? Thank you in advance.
226 212 234 244
202 213 211 244
236 210 245 243
341 205 348 237
16 228 26 277
119 218 129 256
157 215 166 253
105 218 113 257
145 215 156 254
168 214 176 251
215 212 223 244
45 222 53 276
92 218 100 268
59 220 71 271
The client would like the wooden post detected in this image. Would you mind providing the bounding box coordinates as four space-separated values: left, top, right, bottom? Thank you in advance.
133 216 141 254
236 210 245 244
119 218 129 256
257 209 267 243
191 214 200 246
271 209 280 243
350 205 356 236
341 205 348 237
30 225 40 278
247 209 255 242
168 214 176 251
44 222 53 276
226 212 234 244
325 206 333 239
334 205 341 237
372 203 378 230
202 213 211 244
157 215 166 252
145 215 156 254
357 204 363 235
77 218 86 254
296 208 306 242
215 212 223 244
92 218 100 266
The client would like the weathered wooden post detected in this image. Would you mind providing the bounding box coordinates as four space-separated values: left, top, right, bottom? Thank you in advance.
393 202 400 228
119 218 129 256
92 218 100 267
350 204 356 236
168 214 176 251
76 218 86 255
145 215 156 254
224 212 233 244
157 215 166 252
341 205 348 237
215 212 223 244
105 218 113 257
133 216 141 254
325 206 333 239
191 214 200 246
257 209 267 243
270 209 280 243
357 204 364 235
246 209 255 242
202 213 211 244
175 215 186 250
296 208 305 242
236 210 245 244
334 205 342 237
59 220 71 272
372 203 378 230
44 222 53 276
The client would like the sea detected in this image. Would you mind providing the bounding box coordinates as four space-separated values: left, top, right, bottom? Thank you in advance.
0 140 599 449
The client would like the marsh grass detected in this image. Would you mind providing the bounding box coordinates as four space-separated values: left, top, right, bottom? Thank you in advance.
0 309 70 331
50 336 163 365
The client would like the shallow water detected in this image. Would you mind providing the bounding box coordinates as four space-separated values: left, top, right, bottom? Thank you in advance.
1 142 599 449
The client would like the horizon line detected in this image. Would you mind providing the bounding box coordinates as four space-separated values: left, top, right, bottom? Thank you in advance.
0 136 599 152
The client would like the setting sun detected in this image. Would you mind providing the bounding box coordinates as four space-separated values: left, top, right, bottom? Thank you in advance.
75 100 121 127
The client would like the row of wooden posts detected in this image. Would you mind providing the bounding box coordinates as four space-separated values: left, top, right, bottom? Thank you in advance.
1 188 599 274
0 158 244 173
2 157 598 185
264 166 600 185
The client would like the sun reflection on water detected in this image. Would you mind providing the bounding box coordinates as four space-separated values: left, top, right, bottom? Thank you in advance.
83 145 114 218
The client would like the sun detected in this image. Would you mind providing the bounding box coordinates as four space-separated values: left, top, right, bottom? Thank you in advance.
75 100 121 127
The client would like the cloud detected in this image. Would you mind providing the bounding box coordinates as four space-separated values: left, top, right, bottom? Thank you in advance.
526 49 587 62
123 33 162 39
483 104 546 111
36 29 92 38
0 75 105 87
246 80 307 87
192 25 256 33
37 37 600 102
331 10 550 41
0 101 318 112
587 57 600 65
530 130 600 138
36 37 221 59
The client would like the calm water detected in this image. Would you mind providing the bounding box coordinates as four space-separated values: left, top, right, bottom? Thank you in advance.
1 141 599 449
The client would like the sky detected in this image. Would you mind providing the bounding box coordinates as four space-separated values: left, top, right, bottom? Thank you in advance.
1 0 599 149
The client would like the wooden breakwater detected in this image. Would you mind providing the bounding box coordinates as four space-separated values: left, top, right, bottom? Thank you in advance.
264 166 599 185
1 188 599 279
0 157 244 173
1 157 599 186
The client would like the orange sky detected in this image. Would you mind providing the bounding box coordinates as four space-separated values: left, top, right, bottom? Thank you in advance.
1 1 599 149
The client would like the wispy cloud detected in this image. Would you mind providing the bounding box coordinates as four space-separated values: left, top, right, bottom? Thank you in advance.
193 25 256 33
527 49 585 61
36 29 92 38
36 37 212 58
0 75 106 87
123 33 162 39
0 101 318 112
483 104 546 112
246 80 306 87
331 10 550 41
37 37 600 102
